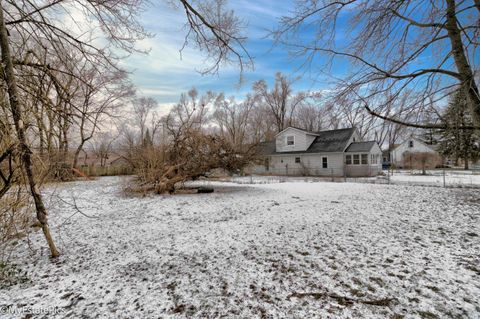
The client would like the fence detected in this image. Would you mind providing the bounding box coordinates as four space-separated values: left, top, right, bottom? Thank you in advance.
364 168 480 188
228 169 480 188
78 165 133 177
259 166 344 180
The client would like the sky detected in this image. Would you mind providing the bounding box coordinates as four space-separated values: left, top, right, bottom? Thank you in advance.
119 0 339 111
117 1 479 115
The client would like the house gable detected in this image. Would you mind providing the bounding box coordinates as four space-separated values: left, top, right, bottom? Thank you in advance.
391 137 438 164
275 127 318 152
342 128 361 152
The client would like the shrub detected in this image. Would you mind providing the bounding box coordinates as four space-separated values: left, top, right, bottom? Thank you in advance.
402 152 442 174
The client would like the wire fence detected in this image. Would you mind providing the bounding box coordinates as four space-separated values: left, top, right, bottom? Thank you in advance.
227 169 480 189
366 169 480 188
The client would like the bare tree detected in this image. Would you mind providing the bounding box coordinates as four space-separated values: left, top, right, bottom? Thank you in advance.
253 72 320 132
213 93 256 146
247 104 277 142
127 90 258 194
1 0 250 257
293 104 331 132
163 88 214 144
132 97 158 144
72 62 134 168
178 0 253 74
91 132 117 168
273 0 480 129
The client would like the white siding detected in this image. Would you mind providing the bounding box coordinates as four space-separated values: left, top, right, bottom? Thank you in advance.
305 134 316 149
369 143 382 175
275 128 317 152
252 148 382 177
391 138 437 166
267 153 344 176
344 143 382 177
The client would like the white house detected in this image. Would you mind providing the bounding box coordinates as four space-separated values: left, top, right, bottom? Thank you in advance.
390 137 439 167
252 126 382 177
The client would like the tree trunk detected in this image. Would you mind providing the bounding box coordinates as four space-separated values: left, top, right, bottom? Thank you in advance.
445 0 480 128
72 143 84 169
0 3 59 258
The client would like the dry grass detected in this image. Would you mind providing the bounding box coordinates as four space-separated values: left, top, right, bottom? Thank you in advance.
0 186 33 262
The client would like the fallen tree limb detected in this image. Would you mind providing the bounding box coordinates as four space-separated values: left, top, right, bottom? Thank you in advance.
287 292 394 307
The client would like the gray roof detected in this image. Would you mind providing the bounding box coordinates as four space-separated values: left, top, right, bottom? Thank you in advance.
257 141 276 156
258 127 356 155
309 128 356 152
345 141 376 153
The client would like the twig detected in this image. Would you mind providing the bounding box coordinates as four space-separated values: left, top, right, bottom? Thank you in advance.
56 195 99 229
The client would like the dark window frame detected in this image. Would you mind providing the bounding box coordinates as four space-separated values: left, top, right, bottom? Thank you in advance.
322 157 328 168
353 154 360 165
346 154 352 165
286 135 295 146
361 154 368 165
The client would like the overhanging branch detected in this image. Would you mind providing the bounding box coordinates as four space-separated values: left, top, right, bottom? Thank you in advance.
364 104 479 130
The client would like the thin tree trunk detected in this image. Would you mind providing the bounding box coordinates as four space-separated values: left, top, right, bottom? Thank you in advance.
62 114 69 157
72 144 83 169
0 2 59 258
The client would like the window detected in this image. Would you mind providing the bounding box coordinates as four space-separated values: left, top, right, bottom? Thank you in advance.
362 154 368 165
409 140 414 148
287 135 294 146
361 154 368 165
295 157 301 163
353 154 360 165
322 157 328 168
346 155 352 165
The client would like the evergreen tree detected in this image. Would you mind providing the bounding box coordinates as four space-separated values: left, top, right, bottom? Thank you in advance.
420 128 442 146
439 89 480 169
143 129 153 147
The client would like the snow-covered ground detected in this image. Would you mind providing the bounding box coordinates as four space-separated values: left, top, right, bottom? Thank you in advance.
384 170 480 187
1 176 479 318
224 170 480 188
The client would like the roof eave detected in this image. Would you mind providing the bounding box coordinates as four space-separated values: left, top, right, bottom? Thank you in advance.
273 126 319 138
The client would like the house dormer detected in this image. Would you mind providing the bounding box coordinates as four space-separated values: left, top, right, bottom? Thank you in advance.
343 127 362 151
275 127 318 152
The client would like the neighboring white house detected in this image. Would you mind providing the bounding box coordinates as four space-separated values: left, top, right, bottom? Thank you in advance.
390 137 439 167
251 126 382 177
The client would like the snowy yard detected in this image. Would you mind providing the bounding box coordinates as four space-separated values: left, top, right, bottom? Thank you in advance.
1 176 479 318
385 170 480 187
218 170 480 188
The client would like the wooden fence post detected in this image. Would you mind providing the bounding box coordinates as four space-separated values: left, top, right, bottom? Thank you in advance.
443 168 446 188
